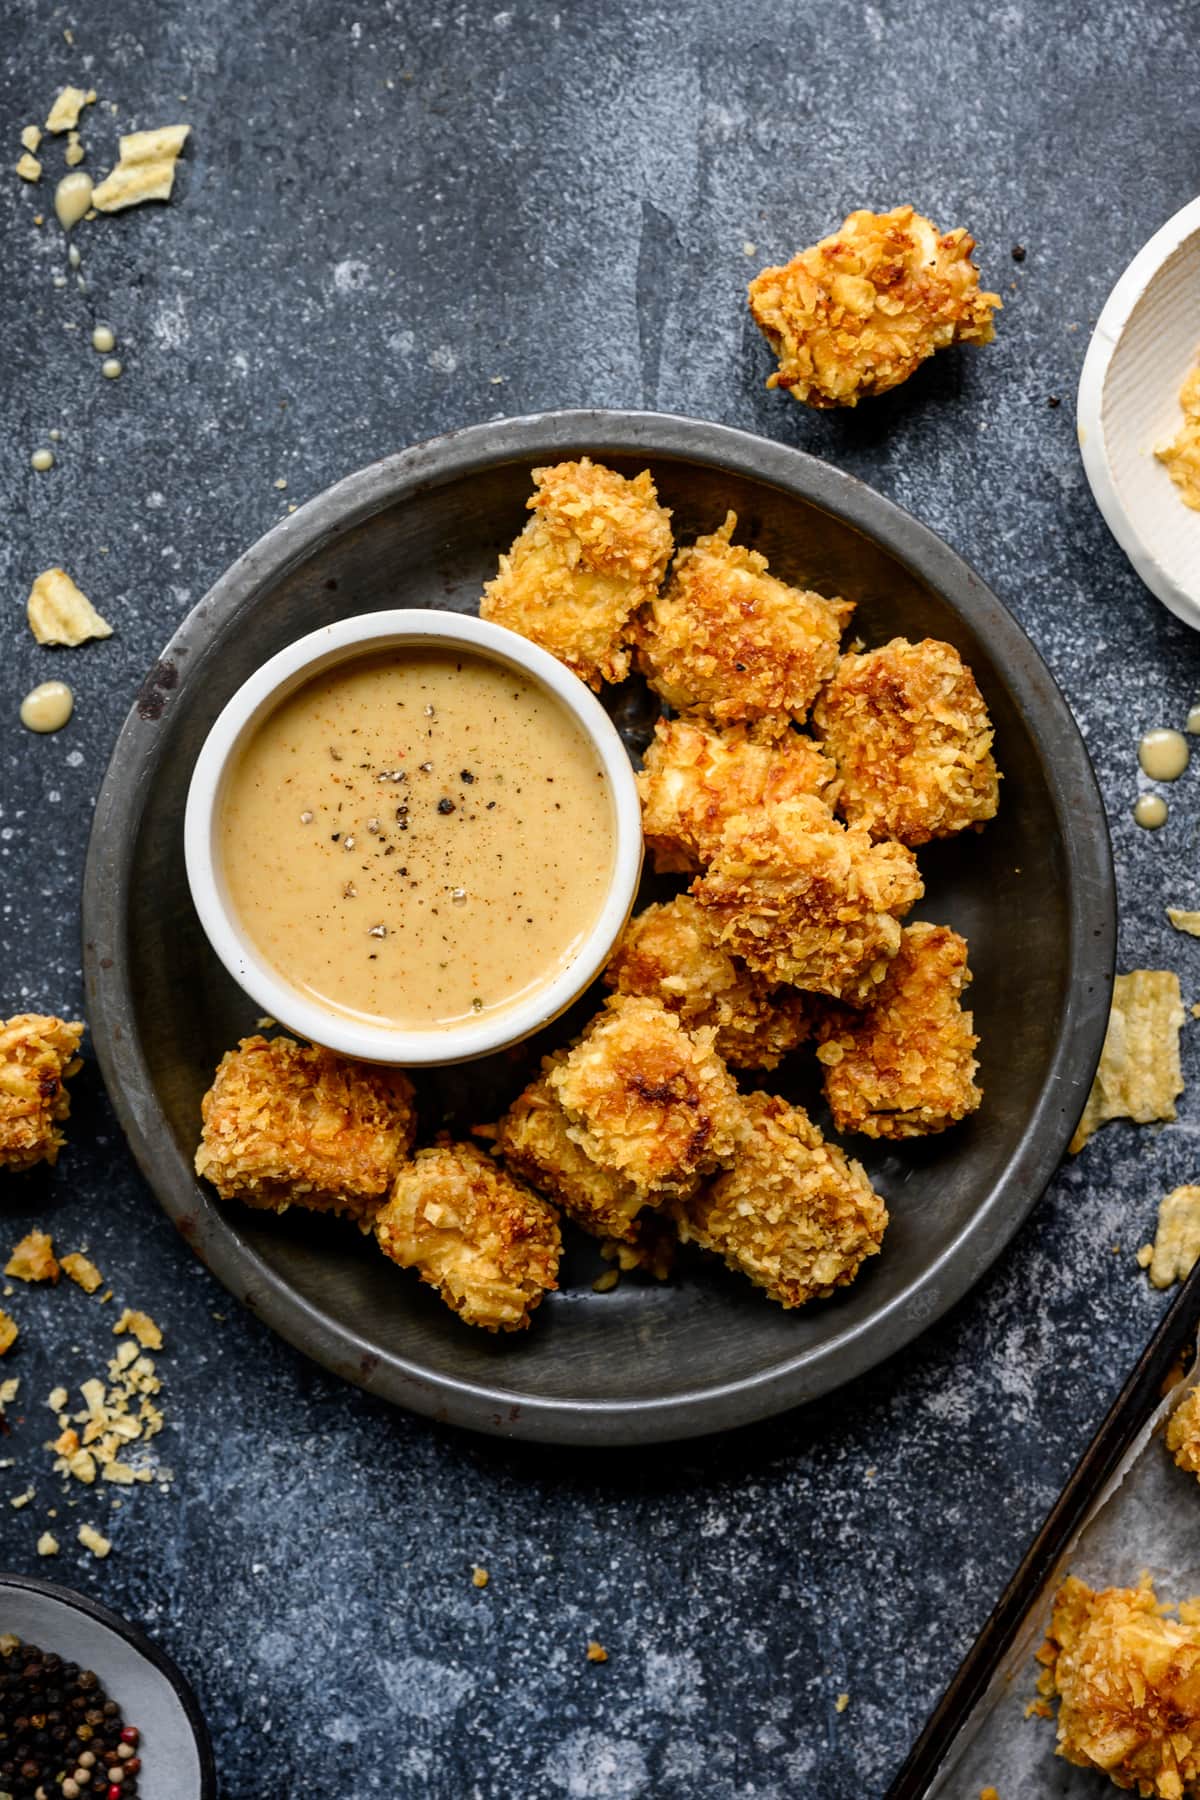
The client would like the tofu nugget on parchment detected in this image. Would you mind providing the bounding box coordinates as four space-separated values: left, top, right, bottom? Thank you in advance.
1069 971 1185 1154
0 1014 84 1172
496 1053 647 1244
816 922 980 1138
692 795 923 1004
480 458 673 689
1167 1386 1200 1481
633 512 852 726
672 1092 887 1308
605 895 811 1071
547 995 743 1200
195 1034 416 1227
637 713 838 872
748 205 1000 410
811 637 999 845
1037 1575 1200 1798
374 1143 560 1332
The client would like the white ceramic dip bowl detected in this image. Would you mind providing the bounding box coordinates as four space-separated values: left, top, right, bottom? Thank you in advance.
184 609 643 1066
1077 193 1200 630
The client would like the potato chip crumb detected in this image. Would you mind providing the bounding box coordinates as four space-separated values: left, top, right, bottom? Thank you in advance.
1149 1186 1200 1289
1069 971 1185 1153
15 152 41 182
472 1565 489 1588
10 1489 33 1509
20 125 42 153
47 1386 68 1412
45 86 97 133
112 1308 162 1349
835 1692 850 1713
36 1531 58 1556
91 124 190 213
5 1231 59 1285
65 130 85 168
591 1268 620 1294
1168 908 1200 937
980 1788 1000 1800
0 1379 19 1408
1136 1243 1155 1268
586 1640 608 1663
0 1311 17 1356
27 568 112 647
77 1522 110 1558
60 1252 103 1294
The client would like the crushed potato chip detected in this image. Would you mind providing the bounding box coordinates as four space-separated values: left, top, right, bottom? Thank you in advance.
36 1531 58 1556
1148 1185 1200 1289
20 125 41 153
0 1311 16 1356
1168 909 1200 937
47 1386 67 1412
1069 971 1185 1153
26 567 113 647
5 1231 59 1284
0 1379 18 1408
91 123 189 213
15 153 41 183
45 86 96 133
77 1522 110 1558
65 131 84 167
60 1251 103 1293
113 1308 162 1349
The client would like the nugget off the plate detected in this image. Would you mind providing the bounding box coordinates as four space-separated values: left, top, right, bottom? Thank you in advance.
496 1053 647 1244
195 1034 416 1227
816 922 981 1138
1167 1387 1200 1481
633 512 852 726
693 795 923 1003
0 1014 84 1173
1038 1575 1200 1797
374 1143 561 1332
748 205 1001 410
605 896 810 1071
548 995 743 1200
480 458 673 689
637 713 838 872
673 1092 886 1307
811 637 999 845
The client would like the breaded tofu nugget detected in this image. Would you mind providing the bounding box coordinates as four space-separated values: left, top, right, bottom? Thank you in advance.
548 995 743 1200
637 713 838 872
605 896 810 1071
374 1142 560 1332
1167 1386 1200 1481
195 1034 416 1227
748 205 1001 409
0 1014 84 1172
496 1054 647 1244
633 512 852 726
673 1092 886 1307
1038 1575 1200 1797
812 636 999 845
480 458 673 689
816 922 981 1138
692 795 923 1003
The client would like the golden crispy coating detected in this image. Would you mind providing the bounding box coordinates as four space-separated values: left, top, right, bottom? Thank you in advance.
496 1053 647 1244
480 458 673 689
374 1143 560 1332
812 637 999 845
605 895 810 1071
637 713 838 873
1038 1574 1200 1797
816 922 981 1138
0 1014 84 1172
547 995 743 1200
633 512 852 726
692 795 923 1003
195 1034 416 1228
748 205 1001 409
1167 1387 1200 1481
672 1091 886 1307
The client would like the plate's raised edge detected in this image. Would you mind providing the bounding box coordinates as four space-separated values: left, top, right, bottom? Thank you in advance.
1076 194 1200 633
0 1571 217 1796
82 408 1117 1446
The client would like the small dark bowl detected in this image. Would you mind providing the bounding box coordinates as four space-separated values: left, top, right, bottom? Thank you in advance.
81 410 1115 1445
0 1572 216 1797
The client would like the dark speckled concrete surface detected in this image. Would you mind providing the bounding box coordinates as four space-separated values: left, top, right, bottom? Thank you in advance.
3 1 1200 1794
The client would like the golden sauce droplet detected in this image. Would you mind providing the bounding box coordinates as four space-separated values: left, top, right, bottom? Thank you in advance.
20 681 74 734
1187 704 1200 735
1134 793 1168 830
48 428 61 442
1138 728 1190 781
30 448 54 472
100 357 122 380
91 324 115 354
54 170 93 231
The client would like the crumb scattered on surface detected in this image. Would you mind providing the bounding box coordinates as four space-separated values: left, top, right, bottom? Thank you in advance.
0 1312 17 1356
835 1692 850 1714
1148 1185 1200 1289
36 1531 58 1556
1168 907 1200 937
45 86 96 133
1069 972 1186 1153
20 125 41 152
60 1252 102 1293
586 1640 608 1663
91 123 190 212
77 1522 110 1558
5 1231 59 1285
472 1565 489 1588
26 568 113 647
113 1307 162 1349
15 152 42 182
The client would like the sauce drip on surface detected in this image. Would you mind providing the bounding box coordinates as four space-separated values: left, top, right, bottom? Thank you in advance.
1138 728 1189 782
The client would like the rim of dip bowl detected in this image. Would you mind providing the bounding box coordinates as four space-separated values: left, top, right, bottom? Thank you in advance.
183 608 643 1066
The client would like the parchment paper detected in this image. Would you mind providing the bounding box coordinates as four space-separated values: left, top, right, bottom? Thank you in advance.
929 1352 1200 1798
